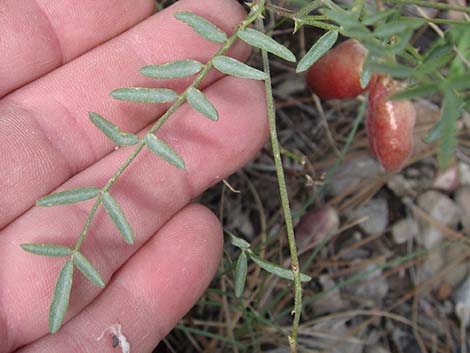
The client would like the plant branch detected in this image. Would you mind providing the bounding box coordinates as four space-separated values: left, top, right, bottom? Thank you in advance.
383 0 470 13
257 17 302 353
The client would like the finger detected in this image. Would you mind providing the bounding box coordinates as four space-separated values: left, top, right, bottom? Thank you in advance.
0 76 267 350
16 203 222 353
0 0 249 229
0 0 154 97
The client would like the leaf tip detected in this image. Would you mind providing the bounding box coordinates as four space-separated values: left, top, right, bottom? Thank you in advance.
35 198 46 207
88 111 99 120
109 89 123 100
20 243 29 251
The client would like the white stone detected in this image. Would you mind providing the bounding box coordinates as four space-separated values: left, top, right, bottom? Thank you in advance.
416 191 461 249
391 218 419 244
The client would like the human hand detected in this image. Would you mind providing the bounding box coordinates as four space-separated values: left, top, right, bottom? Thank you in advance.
0 0 267 351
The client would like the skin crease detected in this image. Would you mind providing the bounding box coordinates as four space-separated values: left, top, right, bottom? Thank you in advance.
367 76 416 171
306 39 377 100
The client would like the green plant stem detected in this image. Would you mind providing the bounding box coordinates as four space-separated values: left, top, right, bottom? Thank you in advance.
73 4 265 252
384 0 470 13
257 17 302 353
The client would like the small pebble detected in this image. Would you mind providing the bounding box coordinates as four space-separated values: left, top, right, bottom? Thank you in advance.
391 218 418 244
416 190 461 249
348 198 388 235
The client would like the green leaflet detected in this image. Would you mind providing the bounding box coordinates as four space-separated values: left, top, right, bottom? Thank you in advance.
238 28 296 63
73 251 105 288
423 119 443 144
36 187 100 207
390 82 439 101
418 52 455 76
111 88 178 103
234 251 248 298
448 24 470 76
21 244 72 257
362 8 398 26
373 19 423 38
89 112 139 146
446 73 470 91
367 61 415 78
248 253 311 282
321 8 363 29
49 260 74 333
296 30 338 73
145 134 185 169
360 62 372 89
174 12 227 44
213 56 267 80
140 60 203 79
186 87 218 121
438 89 462 170
101 192 134 244
226 230 250 249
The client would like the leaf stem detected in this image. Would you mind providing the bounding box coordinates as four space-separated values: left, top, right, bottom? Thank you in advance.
73 1 265 252
257 17 302 353
383 0 470 13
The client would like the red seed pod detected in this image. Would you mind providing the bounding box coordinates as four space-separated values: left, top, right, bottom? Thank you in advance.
306 39 375 100
367 77 416 171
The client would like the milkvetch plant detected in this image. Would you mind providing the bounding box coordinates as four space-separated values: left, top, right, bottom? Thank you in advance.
20 0 469 351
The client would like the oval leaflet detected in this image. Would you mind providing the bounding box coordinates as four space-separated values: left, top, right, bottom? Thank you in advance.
21 244 72 257
102 192 134 244
234 251 248 298
36 187 101 207
73 251 105 288
174 12 227 44
111 88 178 103
238 28 296 63
89 112 139 146
145 134 186 169
213 56 267 80
140 60 203 79
186 87 218 121
49 260 74 333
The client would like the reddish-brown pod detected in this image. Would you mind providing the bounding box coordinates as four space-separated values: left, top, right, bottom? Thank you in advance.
306 39 375 100
366 77 416 171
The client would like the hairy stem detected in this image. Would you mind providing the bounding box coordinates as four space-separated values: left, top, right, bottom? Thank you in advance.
74 5 265 252
384 0 470 13
257 18 302 353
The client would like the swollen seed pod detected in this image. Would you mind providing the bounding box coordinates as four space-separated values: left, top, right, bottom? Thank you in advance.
306 39 376 100
366 77 416 171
